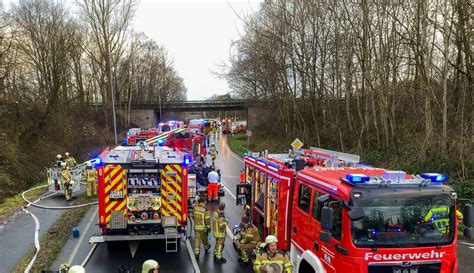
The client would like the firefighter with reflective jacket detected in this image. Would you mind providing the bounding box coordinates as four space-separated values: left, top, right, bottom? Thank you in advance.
83 162 97 197
209 143 218 165
237 216 261 264
64 152 77 167
193 196 211 258
60 162 73 200
141 259 159 273
213 202 228 263
55 154 64 168
424 206 463 234
254 235 293 273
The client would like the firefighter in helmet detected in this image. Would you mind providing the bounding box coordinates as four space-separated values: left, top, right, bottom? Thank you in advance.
83 161 97 197
192 196 211 258
237 216 261 264
213 202 228 263
64 152 77 167
253 235 293 273
142 259 160 273
56 154 64 168
209 143 218 165
60 162 73 200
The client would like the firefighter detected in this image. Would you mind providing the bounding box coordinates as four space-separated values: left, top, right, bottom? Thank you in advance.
141 259 160 273
424 207 463 234
207 168 219 201
237 216 261 264
213 202 228 263
64 152 77 167
60 162 73 200
83 162 97 197
253 235 292 273
192 196 211 258
56 154 64 168
209 143 218 165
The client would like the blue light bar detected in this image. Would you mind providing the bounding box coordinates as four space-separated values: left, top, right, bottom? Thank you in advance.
157 139 165 146
346 174 370 183
421 173 447 183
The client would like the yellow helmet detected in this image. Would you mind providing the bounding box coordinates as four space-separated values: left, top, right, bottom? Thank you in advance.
142 259 160 273
68 265 85 273
261 235 278 248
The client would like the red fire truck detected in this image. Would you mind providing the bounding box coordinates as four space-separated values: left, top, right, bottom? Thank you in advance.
123 128 160 145
89 144 192 253
237 147 472 273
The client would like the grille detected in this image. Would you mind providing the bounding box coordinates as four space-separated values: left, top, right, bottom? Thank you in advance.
368 262 441 273
110 210 126 229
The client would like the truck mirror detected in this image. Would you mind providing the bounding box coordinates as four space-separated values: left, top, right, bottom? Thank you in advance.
321 207 334 230
348 207 365 221
318 194 331 203
463 203 472 227
320 231 332 243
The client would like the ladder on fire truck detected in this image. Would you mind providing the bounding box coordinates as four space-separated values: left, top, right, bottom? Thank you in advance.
301 147 361 167
163 216 179 253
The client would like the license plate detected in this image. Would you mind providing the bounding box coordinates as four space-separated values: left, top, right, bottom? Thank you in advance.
393 268 418 273
110 190 123 200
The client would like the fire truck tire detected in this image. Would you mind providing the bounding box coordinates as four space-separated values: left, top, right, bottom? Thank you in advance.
298 259 316 273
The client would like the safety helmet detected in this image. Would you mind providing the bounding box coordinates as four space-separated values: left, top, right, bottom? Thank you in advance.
142 259 160 273
57 154 62 159
261 235 278 248
68 265 85 273
61 162 67 167
65 152 70 157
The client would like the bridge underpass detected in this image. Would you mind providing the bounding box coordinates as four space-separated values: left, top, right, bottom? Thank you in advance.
116 100 267 128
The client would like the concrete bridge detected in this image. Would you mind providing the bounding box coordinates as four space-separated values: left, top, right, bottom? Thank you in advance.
116 100 266 128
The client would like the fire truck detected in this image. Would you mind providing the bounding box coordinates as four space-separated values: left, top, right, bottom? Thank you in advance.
237 147 472 273
89 143 192 253
123 128 160 145
146 128 206 161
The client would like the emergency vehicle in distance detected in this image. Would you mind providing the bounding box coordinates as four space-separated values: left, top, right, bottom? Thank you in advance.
237 147 472 273
122 128 160 146
89 143 192 253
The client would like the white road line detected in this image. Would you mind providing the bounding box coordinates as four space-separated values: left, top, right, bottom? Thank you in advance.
221 183 237 200
460 241 474 247
226 225 234 240
186 239 201 273
223 138 244 163
68 206 98 265
80 243 97 268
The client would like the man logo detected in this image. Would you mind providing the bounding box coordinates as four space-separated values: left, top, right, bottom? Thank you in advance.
393 268 418 273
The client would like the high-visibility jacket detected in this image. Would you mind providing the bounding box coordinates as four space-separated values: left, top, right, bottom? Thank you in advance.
213 210 228 238
65 156 77 167
254 250 293 273
424 207 463 234
193 203 211 231
83 169 96 182
61 169 71 183
240 224 261 244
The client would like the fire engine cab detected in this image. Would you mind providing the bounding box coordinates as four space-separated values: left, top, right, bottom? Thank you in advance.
90 143 192 253
237 147 472 273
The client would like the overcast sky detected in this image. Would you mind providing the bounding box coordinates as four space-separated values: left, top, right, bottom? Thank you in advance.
134 0 262 100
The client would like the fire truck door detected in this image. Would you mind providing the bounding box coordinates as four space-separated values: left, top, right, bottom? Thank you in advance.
161 165 184 226
292 181 314 252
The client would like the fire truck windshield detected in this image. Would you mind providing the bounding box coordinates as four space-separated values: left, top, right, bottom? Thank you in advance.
350 191 455 248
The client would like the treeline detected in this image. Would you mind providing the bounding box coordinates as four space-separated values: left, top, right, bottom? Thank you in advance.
0 0 186 201
227 0 473 195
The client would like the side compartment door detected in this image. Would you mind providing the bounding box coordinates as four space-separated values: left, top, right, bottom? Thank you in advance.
99 164 127 229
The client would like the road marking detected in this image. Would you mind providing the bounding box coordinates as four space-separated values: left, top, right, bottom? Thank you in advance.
68 206 98 265
221 183 237 200
226 225 234 240
223 138 244 163
460 241 474 247
186 239 201 273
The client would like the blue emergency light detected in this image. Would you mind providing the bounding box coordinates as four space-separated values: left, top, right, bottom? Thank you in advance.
346 174 370 183
158 139 165 146
183 155 191 166
420 173 447 183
